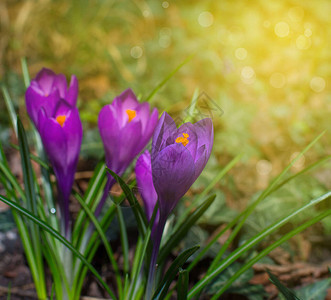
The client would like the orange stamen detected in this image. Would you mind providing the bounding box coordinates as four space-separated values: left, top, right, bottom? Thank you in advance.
126 109 137 122
56 115 66 127
175 133 189 147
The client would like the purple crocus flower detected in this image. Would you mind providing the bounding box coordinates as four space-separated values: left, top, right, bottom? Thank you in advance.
97 88 158 214
146 112 213 296
135 150 158 222
25 68 78 128
151 112 213 219
38 101 82 235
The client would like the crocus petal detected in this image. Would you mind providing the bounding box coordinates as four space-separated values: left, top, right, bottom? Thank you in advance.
152 143 195 216
144 107 159 135
119 88 139 110
53 74 67 99
135 150 158 221
67 75 79 107
98 105 121 171
152 112 177 161
54 99 72 116
26 85 60 126
193 145 208 181
38 111 68 174
135 102 151 132
118 120 142 168
61 108 83 167
35 68 56 95
192 118 214 155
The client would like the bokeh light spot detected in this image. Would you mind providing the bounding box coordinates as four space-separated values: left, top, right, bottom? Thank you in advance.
159 35 171 48
310 77 326 92
142 10 150 17
241 66 254 79
159 27 172 48
235 48 247 60
198 11 214 28
162 1 169 9
296 35 311 49
304 28 312 37
274 22 290 37
288 7 304 22
130 46 143 59
241 66 255 84
270 73 286 88
256 160 272 175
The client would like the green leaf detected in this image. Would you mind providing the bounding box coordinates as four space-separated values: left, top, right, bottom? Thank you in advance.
295 278 331 300
116 205 130 274
0 194 117 299
1 85 17 135
106 167 147 235
20 57 31 88
17 118 38 216
267 270 301 300
158 194 216 263
153 246 200 300
177 269 189 300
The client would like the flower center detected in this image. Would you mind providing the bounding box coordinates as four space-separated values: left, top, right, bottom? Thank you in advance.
126 109 137 122
56 115 66 127
175 133 189 147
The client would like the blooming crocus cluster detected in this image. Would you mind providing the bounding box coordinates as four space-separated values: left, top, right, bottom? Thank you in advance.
25 68 82 234
97 88 158 214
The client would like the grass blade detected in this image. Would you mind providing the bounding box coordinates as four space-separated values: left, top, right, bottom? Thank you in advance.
177 269 189 300
20 57 31 88
1 85 17 135
117 205 130 274
153 246 200 300
267 270 301 300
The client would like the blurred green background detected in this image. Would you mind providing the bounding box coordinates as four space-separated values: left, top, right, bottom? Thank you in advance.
0 0 330 233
